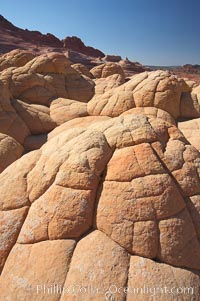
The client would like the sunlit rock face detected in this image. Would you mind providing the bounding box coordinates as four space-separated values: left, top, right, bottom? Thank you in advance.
0 50 200 301
0 51 95 166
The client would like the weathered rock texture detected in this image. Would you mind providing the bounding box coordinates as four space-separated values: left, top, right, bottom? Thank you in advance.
50 98 88 125
90 62 125 79
0 49 200 301
71 63 93 78
88 70 191 119
2 52 95 104
179 118 200 150
0 49 35 71
0 51 95 170
0 133 23 172
94 74 125 95
0 112 200 299
119 58 149 76
180 84 200 118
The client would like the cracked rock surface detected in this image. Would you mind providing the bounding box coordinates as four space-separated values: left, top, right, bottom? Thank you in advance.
0 50 200 300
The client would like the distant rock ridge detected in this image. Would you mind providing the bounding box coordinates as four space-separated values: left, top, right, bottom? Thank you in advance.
0 15 151 76
0 14 104 57
0 14 15 29
62 36 104 58
182 64 200 74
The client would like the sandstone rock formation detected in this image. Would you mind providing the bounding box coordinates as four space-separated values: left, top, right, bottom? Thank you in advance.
71 63 93 78
0 133 23 172
50 98 88 125
0 112 200 299
121 106 176 125
90 62 125 79
119 58 149 76
12 99 56 134
62 36 105 58
0 15 104 59
179 118 200 150
48 116 111 140
181 64 200 75
88 70 191 119
180 84 200 118
0 15 62 54
0 51 95 170
103 54 122 62
0 15 151 80
65 50 100 69
94 74 125 95
0 49 200 300
1 52 94 104
0 49 35 71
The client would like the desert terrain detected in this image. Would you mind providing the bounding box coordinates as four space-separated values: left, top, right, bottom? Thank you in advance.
0 15 200 301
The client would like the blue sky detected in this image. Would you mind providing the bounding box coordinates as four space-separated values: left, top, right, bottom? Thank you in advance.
1 0 199 65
